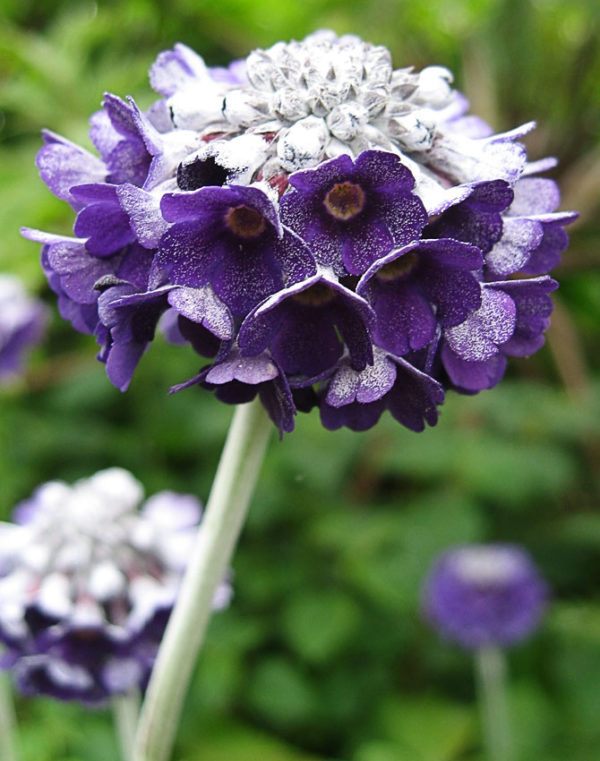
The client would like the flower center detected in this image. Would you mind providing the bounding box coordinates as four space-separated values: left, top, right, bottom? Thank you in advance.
177 156 229 190
292 282 336 306
323 182 366 221
376 252 418 281
225 205 267 238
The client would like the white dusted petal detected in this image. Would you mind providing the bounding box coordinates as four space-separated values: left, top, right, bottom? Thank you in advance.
87 562 126 601
413 66 453 108
46 659 95 690
156 531 197 571
37 573 73 618
102 657 144 693
277 116 329 171
21 542 52 574
445 288 517 362
86 468 144 515
69 599 105 627
0 522 27 558
142 492 201 530
128 576 178 629
486 217 544 276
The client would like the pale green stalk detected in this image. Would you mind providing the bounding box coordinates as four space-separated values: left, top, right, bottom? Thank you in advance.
0 670 19 761
132 398 272 761
112 690 140 761
475 645 512 761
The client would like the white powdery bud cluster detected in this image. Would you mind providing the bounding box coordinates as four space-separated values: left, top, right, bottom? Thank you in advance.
159 31 533 215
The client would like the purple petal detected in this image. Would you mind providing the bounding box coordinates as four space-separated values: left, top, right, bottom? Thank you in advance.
445 287 516 361
370 283 436 355
167 286 233 340
485 217 544 277
325 350 397 407
36 131 106 208
320 397 386 431
442 344 508 391
507 177 560 216
386 356 445 431
117 184 169 249
149 43 209 97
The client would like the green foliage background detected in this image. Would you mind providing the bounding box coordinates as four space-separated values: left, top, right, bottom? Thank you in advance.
0 1 599 759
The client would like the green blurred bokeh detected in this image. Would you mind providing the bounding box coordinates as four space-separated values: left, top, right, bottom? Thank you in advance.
1 1 599 759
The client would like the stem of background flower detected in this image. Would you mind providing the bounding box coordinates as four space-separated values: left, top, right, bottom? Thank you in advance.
0 670 19 761
475 645 512 761
112 690 140 761
132 397 272 761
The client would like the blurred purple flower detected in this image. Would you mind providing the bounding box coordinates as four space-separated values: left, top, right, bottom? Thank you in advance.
0 468 230 704
422 544 548 649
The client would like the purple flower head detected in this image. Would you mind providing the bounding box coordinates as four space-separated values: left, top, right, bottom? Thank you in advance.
23 31 575 432
0 468 230 705
0 275 48 382
422 543 548 649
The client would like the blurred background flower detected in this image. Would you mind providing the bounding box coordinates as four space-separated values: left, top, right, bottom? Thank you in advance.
422 543 548 649
0 467 230 705
0 274 47 383
0 1 599 760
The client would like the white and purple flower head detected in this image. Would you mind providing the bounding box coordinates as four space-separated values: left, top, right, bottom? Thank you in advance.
0 468 230 704
422 544 548 649
0 274 48 383
22 31 576 434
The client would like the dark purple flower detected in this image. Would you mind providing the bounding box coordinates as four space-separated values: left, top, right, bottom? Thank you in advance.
422 544 548 649
0 469 230 705
356 238 483 356
153 184 316 317
280 150 428 275
238 272 375 379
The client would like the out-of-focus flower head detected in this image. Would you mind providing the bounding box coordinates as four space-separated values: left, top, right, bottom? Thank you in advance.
0 468 230 704
421 543 548 649
22 31 576 434
0 274 48 383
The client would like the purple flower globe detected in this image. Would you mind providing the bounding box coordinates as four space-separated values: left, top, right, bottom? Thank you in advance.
0 274 48 383
22 31 576 434
422 544 548 649
0 468 230 704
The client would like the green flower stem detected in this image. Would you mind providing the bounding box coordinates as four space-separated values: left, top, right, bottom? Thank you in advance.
475 645 512 761
112 690 140 761
132 398 272 761
0 670 19 761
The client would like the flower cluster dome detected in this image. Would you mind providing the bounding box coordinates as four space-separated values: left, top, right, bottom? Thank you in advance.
422 544 548 649
0 274 47 383
0 468 230 704
22 31 576 433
